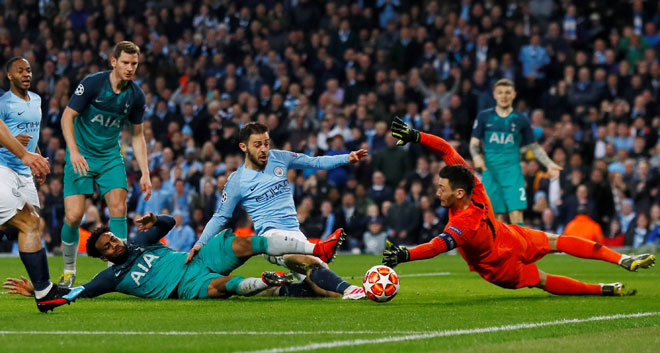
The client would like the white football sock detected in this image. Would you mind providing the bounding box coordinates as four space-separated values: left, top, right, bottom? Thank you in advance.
34 282 53 299
266 234 315 255
61 241 78 273
236 277 269 296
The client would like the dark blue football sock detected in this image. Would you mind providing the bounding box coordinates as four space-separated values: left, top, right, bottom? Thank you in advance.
309 267 351 294
278 282 315 297
19 248 51 292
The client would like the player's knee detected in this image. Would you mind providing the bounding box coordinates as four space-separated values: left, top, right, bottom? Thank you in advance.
108 200 126 216
64 209 84 225
207 278 232 299
13 206 40 233
232 236 253 257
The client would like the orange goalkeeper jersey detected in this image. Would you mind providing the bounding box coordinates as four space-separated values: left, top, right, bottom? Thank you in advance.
416 132 541 284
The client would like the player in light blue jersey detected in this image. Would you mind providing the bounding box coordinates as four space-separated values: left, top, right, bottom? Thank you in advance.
469 79 562 226
0 57 69 312
187 122 369 299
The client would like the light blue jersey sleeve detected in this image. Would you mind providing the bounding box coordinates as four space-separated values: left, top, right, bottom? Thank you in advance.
196 169 243 247
277 150 349 170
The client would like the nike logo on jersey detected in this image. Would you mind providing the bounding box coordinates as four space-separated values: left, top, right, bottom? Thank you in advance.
250 185 257 191
115 269 122 277
17 111 25 115
94 98 105 103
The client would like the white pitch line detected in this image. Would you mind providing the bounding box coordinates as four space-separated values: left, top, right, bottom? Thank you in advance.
237 312 660 353
398 272 450 278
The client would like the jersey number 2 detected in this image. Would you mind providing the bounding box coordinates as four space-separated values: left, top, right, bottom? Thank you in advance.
519 187 527 201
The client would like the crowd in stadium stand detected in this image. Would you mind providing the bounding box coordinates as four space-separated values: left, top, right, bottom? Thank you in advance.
1 0 660 254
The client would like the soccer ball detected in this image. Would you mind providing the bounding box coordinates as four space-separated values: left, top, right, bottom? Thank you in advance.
362 265 400 302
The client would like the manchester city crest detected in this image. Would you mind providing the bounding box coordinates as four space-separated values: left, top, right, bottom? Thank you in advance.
273 166 284 177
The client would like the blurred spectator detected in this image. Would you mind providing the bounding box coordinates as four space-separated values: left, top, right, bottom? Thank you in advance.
418 209 444 244
335 192 367 250
137 175 172 216
385 187 420 245
363 217 387 255
166 212 196 252
373 133 410 188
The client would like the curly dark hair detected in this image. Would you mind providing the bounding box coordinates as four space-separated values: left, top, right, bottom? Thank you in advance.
86 226 111 258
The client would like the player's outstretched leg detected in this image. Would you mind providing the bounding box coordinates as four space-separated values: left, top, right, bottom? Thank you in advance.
60 195 86 287
619 254 656 272
554 234 656 272
10 206 70 312
538 271 636 296
219 273 293 297
554 235 623 264
247 229 344 263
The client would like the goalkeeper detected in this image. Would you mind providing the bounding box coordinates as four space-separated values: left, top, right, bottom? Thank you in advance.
5 213 343 301
382 117 655 296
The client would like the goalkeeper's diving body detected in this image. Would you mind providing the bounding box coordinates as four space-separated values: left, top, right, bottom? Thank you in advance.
384 117 655 296
5 213 344 301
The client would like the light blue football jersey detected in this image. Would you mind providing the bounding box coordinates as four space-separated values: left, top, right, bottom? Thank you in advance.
196 150 349 246
0 91 42 176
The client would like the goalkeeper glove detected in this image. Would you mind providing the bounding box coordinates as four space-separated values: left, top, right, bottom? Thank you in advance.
391 116 420 146
382 240 410 268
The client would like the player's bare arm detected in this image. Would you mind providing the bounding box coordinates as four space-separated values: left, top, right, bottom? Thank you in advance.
469 137 487 171
527 142 562 179
0 120 49 176
131 123 152 200
61 106 88 176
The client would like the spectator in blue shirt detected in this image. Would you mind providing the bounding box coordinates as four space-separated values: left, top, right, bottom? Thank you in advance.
519 34 550 79
137 175 172 216
166 212 197 252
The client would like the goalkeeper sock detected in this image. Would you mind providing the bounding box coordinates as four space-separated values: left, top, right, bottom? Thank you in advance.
543 274 601 295
61 222 79 273
556 235 622 264
226 276 268 296
251 235 315 256
309 267 351 294
19 248 53 299
109 217 127 241
513 222 524 226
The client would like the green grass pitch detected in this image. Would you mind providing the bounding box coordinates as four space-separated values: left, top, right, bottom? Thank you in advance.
1 253 658 353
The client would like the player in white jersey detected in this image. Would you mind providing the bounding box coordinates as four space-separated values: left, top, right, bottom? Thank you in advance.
187 122 368 299
0 57 68 312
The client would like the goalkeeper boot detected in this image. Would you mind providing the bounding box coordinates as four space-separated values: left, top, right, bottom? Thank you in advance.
57 272 75 288
601 282 636 296
262 272 295 287
36 284 71 313
342 285 366 300
314 228 345 263
619 254 656 272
